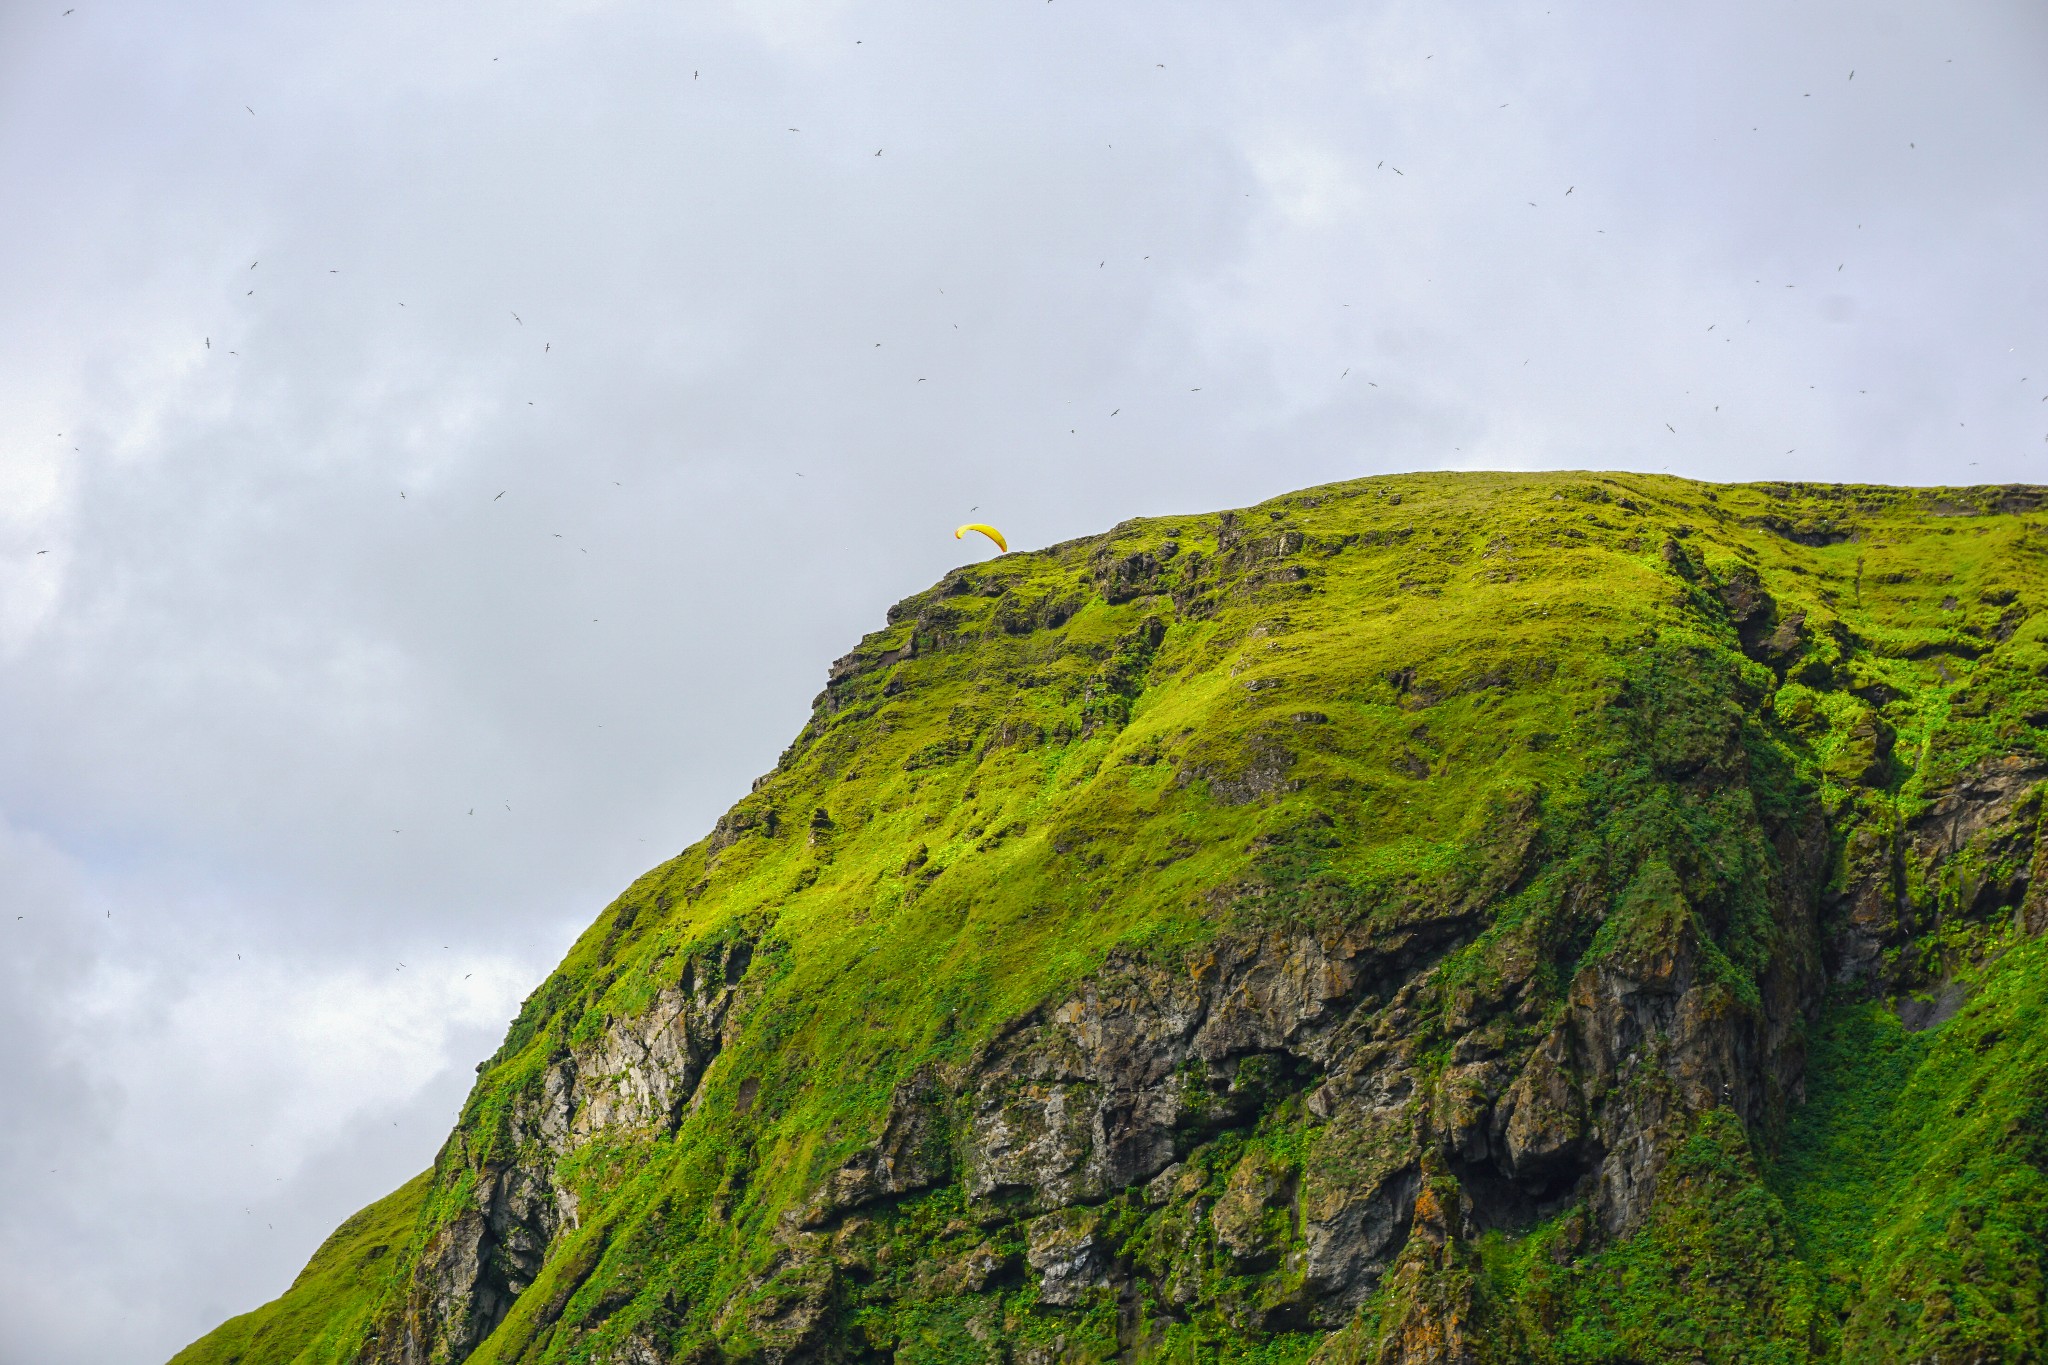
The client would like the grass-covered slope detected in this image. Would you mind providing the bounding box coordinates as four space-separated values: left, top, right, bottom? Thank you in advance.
174 472 2048 1364
168 1174 430 1365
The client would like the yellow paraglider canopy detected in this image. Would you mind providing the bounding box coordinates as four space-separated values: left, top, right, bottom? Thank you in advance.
955 523 1008 553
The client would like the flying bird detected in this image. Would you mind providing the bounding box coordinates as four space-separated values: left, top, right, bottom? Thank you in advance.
511 312 521 324
494 490 505 499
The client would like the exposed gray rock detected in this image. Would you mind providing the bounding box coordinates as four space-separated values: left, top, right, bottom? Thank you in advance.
1025 1207 1109 1307
371 936 758 1365
799 1070 951 1227
1490 1025 1584 1184
1829 758 2046 985
1211 1148 1297 1271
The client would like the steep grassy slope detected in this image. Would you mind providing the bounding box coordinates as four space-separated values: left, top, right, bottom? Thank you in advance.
174 472 2048 1364
169 1174 430 1365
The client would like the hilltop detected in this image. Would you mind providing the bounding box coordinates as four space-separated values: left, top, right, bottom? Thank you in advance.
175 471 2048 1364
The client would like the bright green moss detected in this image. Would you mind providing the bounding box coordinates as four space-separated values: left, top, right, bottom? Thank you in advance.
169 1172 430 1365
173 474 2048 1364
1773 935 2048 1361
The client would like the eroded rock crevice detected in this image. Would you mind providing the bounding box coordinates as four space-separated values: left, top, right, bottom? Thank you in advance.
375 935 759 1365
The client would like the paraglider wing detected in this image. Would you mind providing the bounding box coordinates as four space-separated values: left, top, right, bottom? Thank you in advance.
955 523 1008 553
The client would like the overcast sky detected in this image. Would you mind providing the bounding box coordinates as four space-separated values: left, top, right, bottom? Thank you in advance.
2 1 2044 1360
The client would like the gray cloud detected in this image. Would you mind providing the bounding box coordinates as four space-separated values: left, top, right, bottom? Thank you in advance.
1 0 2043 1360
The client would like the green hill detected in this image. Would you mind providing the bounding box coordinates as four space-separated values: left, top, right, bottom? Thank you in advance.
172 472 2048 1364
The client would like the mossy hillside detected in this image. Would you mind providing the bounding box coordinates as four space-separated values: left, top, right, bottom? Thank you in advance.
172 472 2048 1364
454 475 1646 1361
1772 931 2048 1361
167 1173 429 1365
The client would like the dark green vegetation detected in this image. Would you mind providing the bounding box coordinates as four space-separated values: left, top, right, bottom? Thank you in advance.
173 473 2048 1365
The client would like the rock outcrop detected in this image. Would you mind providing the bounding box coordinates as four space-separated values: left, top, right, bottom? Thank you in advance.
370 935 758 1364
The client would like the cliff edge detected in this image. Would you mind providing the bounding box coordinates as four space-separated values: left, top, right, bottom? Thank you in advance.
174 472 2048 1364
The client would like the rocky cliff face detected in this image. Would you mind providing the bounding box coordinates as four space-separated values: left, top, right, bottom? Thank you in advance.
171 474 2048 1365
371 936 760 1364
